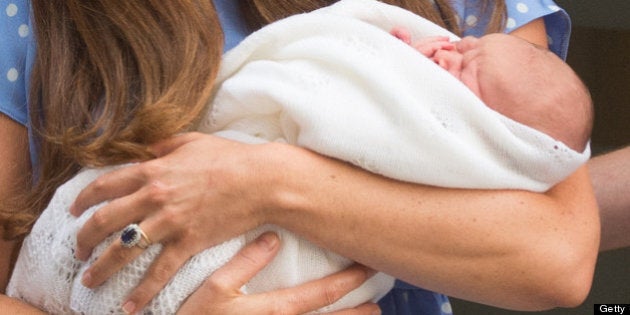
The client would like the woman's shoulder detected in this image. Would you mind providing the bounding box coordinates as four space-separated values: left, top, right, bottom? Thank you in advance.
504 0 566 26
0 0 32 125
456 0 570 59
503 0 571 59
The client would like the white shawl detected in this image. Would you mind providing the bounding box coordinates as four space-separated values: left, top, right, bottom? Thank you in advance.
8 0 589 314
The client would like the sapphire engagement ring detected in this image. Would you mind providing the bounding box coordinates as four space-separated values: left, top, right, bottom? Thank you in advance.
120 224 152 249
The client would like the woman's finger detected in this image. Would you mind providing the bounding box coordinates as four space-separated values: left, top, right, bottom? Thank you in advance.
70 164 146 216
121 244 193 314
327 303 381 315
260 264 377 315
79 206 185 287
177 232 281 315
209 232 280 290
74 189 150 261
80 235 145 288
178 235 377 315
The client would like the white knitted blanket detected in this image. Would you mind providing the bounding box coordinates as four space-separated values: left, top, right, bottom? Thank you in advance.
8 0 590 314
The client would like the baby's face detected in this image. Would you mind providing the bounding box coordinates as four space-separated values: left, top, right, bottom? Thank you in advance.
451 34 592 151
452 34 559 112
402 32 591 150
433 34 582 118
431 34 558 110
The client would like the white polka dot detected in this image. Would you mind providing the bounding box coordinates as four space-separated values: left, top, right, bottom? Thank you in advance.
6 3 18 17
465 15 478 27
516 3 529 13
18 24 29 37
548 5 560 12
7 68 19 82
441 302 453 314
506 18 517 29
547 35 554 45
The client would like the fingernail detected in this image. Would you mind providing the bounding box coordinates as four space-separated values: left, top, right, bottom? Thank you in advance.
81 270 92 287
257 232 278 251
122 301 136 314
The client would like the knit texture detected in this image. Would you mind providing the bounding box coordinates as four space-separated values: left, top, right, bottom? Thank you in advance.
8 0 588 313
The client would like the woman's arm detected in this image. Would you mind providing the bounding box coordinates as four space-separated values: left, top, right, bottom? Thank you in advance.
276 17 595 310
266 143 599 311
0 114 30 290
509 17 548 47
0 114 44 313
71 17 598 312
0 114 27 290
588 146 630 251
0 295 45 314
0 121 376 315
72 131 599 311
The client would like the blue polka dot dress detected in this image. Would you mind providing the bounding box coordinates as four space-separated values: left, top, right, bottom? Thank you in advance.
454 0 571 59
0 1 571 314
0 0 32 126
0 0 36 167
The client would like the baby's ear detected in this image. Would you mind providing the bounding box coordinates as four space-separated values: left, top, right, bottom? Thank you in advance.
390 26 411 44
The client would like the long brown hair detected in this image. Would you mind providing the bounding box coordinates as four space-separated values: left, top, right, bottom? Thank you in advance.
240 0 506 36
2 0 506 239
2 0 223 239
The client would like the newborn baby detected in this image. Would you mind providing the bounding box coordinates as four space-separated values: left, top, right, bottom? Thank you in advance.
8 0 591 314
391 29 592 152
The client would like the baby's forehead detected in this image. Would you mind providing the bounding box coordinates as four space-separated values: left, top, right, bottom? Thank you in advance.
464 33 539 53
461 34 551 69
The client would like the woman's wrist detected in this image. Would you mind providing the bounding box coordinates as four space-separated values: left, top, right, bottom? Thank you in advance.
251 142 314 227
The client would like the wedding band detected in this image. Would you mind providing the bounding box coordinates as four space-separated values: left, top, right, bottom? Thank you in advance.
120 224 152 249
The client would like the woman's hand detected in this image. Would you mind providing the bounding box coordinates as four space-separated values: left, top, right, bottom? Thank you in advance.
177 232 380 315
70 132 278 309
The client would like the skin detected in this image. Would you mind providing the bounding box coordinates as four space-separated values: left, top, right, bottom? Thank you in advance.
0 100 376 315
178 232 379 315
0 114 39 313
588 146 630 251
392 28 589 152
69 18 599 313
0 115 29 291
454 35 590 153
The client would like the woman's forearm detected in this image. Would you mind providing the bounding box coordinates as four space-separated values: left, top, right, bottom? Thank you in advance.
0 115 30 289
0 295 46 314
0 116 42 312
588 146 630 251
263 143 599 311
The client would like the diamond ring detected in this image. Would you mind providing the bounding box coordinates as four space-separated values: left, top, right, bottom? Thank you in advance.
120 224 152 249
